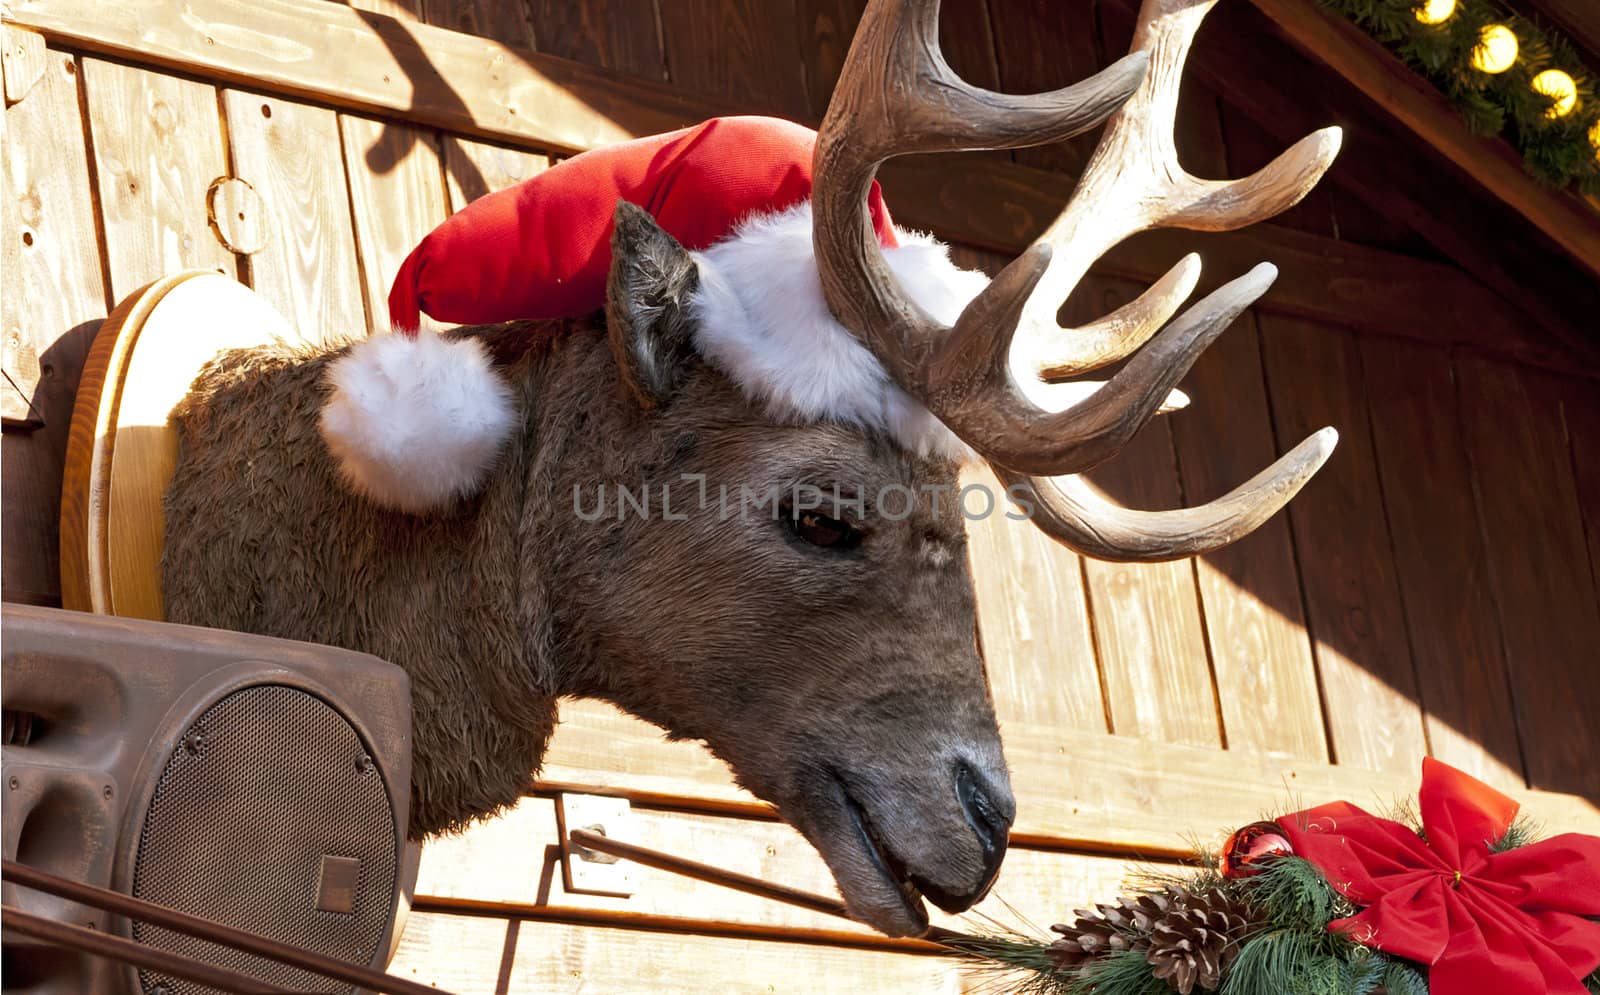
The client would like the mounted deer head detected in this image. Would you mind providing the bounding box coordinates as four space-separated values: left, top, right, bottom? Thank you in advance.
159 0 1338 941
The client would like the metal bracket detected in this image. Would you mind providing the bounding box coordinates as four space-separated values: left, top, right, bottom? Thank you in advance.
555 793 635 898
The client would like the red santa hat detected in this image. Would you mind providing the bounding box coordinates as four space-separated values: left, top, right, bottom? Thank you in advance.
318 116 988 512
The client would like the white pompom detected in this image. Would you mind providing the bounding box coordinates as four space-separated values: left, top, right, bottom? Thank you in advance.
319 329 517 513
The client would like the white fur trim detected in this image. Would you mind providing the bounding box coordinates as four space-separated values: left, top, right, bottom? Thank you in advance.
319 328 517 513
690 203 989 460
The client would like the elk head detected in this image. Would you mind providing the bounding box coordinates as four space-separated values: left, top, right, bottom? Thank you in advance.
173 0 1340 943
533 0 1340 937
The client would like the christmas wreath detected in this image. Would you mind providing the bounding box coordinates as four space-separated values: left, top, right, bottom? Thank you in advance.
949 759 1600 995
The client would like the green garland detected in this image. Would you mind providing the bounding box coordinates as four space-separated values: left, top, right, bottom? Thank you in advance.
948 815 1600 995
1320 0 1600 194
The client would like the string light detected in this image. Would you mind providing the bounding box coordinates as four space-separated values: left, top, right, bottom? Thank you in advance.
1590 120 1600 163
1414 0 1456 25
1531 69 1578 119
1471 24 1518 74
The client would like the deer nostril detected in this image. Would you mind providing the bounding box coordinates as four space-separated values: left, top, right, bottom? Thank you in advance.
955 762 1012 900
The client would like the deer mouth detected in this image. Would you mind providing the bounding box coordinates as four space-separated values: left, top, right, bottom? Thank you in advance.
842 791 930 934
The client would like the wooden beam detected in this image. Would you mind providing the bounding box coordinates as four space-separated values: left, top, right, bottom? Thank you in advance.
1246 0 1600 280
542 701 1600 860
880 155 1599 375
10 0 1595 374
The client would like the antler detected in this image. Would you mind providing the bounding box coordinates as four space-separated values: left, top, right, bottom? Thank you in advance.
812 0 1341 561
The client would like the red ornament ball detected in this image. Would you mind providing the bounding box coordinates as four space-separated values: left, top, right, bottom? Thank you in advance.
1221 820 1295 878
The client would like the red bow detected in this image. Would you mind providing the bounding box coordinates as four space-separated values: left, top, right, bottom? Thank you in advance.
1276 759 1600 995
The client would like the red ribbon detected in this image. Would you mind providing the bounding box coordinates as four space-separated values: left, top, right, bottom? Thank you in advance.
1277 758 1600 995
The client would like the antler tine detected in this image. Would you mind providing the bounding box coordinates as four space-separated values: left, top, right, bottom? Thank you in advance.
1013 0 1342 380
993 428 1339 562
813 0 1341 556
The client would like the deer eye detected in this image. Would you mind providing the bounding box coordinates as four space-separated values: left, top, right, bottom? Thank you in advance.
787 509 865 551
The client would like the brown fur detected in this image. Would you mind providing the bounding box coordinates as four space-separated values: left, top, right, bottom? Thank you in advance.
162 209 1014 937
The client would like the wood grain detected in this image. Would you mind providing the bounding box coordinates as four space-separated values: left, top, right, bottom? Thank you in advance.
1561 380 1600 632
2 25 49 105
961 462 1106 734
526 0 666 79
416 794 1141 939
419 0 531 50
1171 315 1326 762
1455 357 1600 799
2 48 105 605
11 0 1585 375
1360 337 1524 791
390 911 961 993
1258 314 1427 774
81 59 236 300
441 134 551 213
540 700 1600 851
986 0 1103 175
658 0 810 121
60 273 298 618
222 90 366 339
338 114 448 328
1072 278 1219 749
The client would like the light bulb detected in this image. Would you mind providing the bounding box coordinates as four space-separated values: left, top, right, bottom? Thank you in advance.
1471 25 1518 74
1531 69 1577 118
1415 0 1456 25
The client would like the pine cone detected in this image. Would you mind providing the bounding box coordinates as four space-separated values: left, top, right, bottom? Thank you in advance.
1045 891 1173 968
1143 890 1254 994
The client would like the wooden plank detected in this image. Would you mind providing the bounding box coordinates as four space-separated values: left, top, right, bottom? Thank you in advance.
1170 318 1326 762
1359 337 1524 791
1455 357 1600 799
1258 314 1427 775
10 0 736 155
440 134 551 213
1071 278 1219 749
986 0 1102 175
419 0 531 49
415 795 1139 940
2 48 105 605
12 0 1585 372
1132 32 1326 760
526 0 666 78
798 0 999 121
1245 0 1600 280
539 701 1600 853
2 24 49 105
658 0 810 120
1562 380 1600 628
390 911 960 993
80 59 236 301
347 0 420 19
338 114 448 328
221 90 365 339
961 463 1106 734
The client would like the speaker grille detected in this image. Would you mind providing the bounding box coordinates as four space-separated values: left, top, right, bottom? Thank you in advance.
130 685 398 995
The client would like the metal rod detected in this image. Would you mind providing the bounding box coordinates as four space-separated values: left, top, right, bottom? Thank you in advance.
1 859 446 995
1 904 290 994
566 829 968 945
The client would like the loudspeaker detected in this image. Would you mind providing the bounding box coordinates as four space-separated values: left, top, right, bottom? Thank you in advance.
1 605 412 994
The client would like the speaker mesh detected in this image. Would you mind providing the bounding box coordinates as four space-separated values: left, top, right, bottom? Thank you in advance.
130 685 398 995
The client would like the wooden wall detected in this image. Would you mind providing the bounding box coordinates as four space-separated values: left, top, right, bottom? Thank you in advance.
4 1 1600 991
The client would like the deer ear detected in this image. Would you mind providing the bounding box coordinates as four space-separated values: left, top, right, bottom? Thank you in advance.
605 201 701 408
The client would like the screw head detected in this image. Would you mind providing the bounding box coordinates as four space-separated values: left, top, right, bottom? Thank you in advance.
8 776 18 790
103 784 114 799
356 754 375 774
